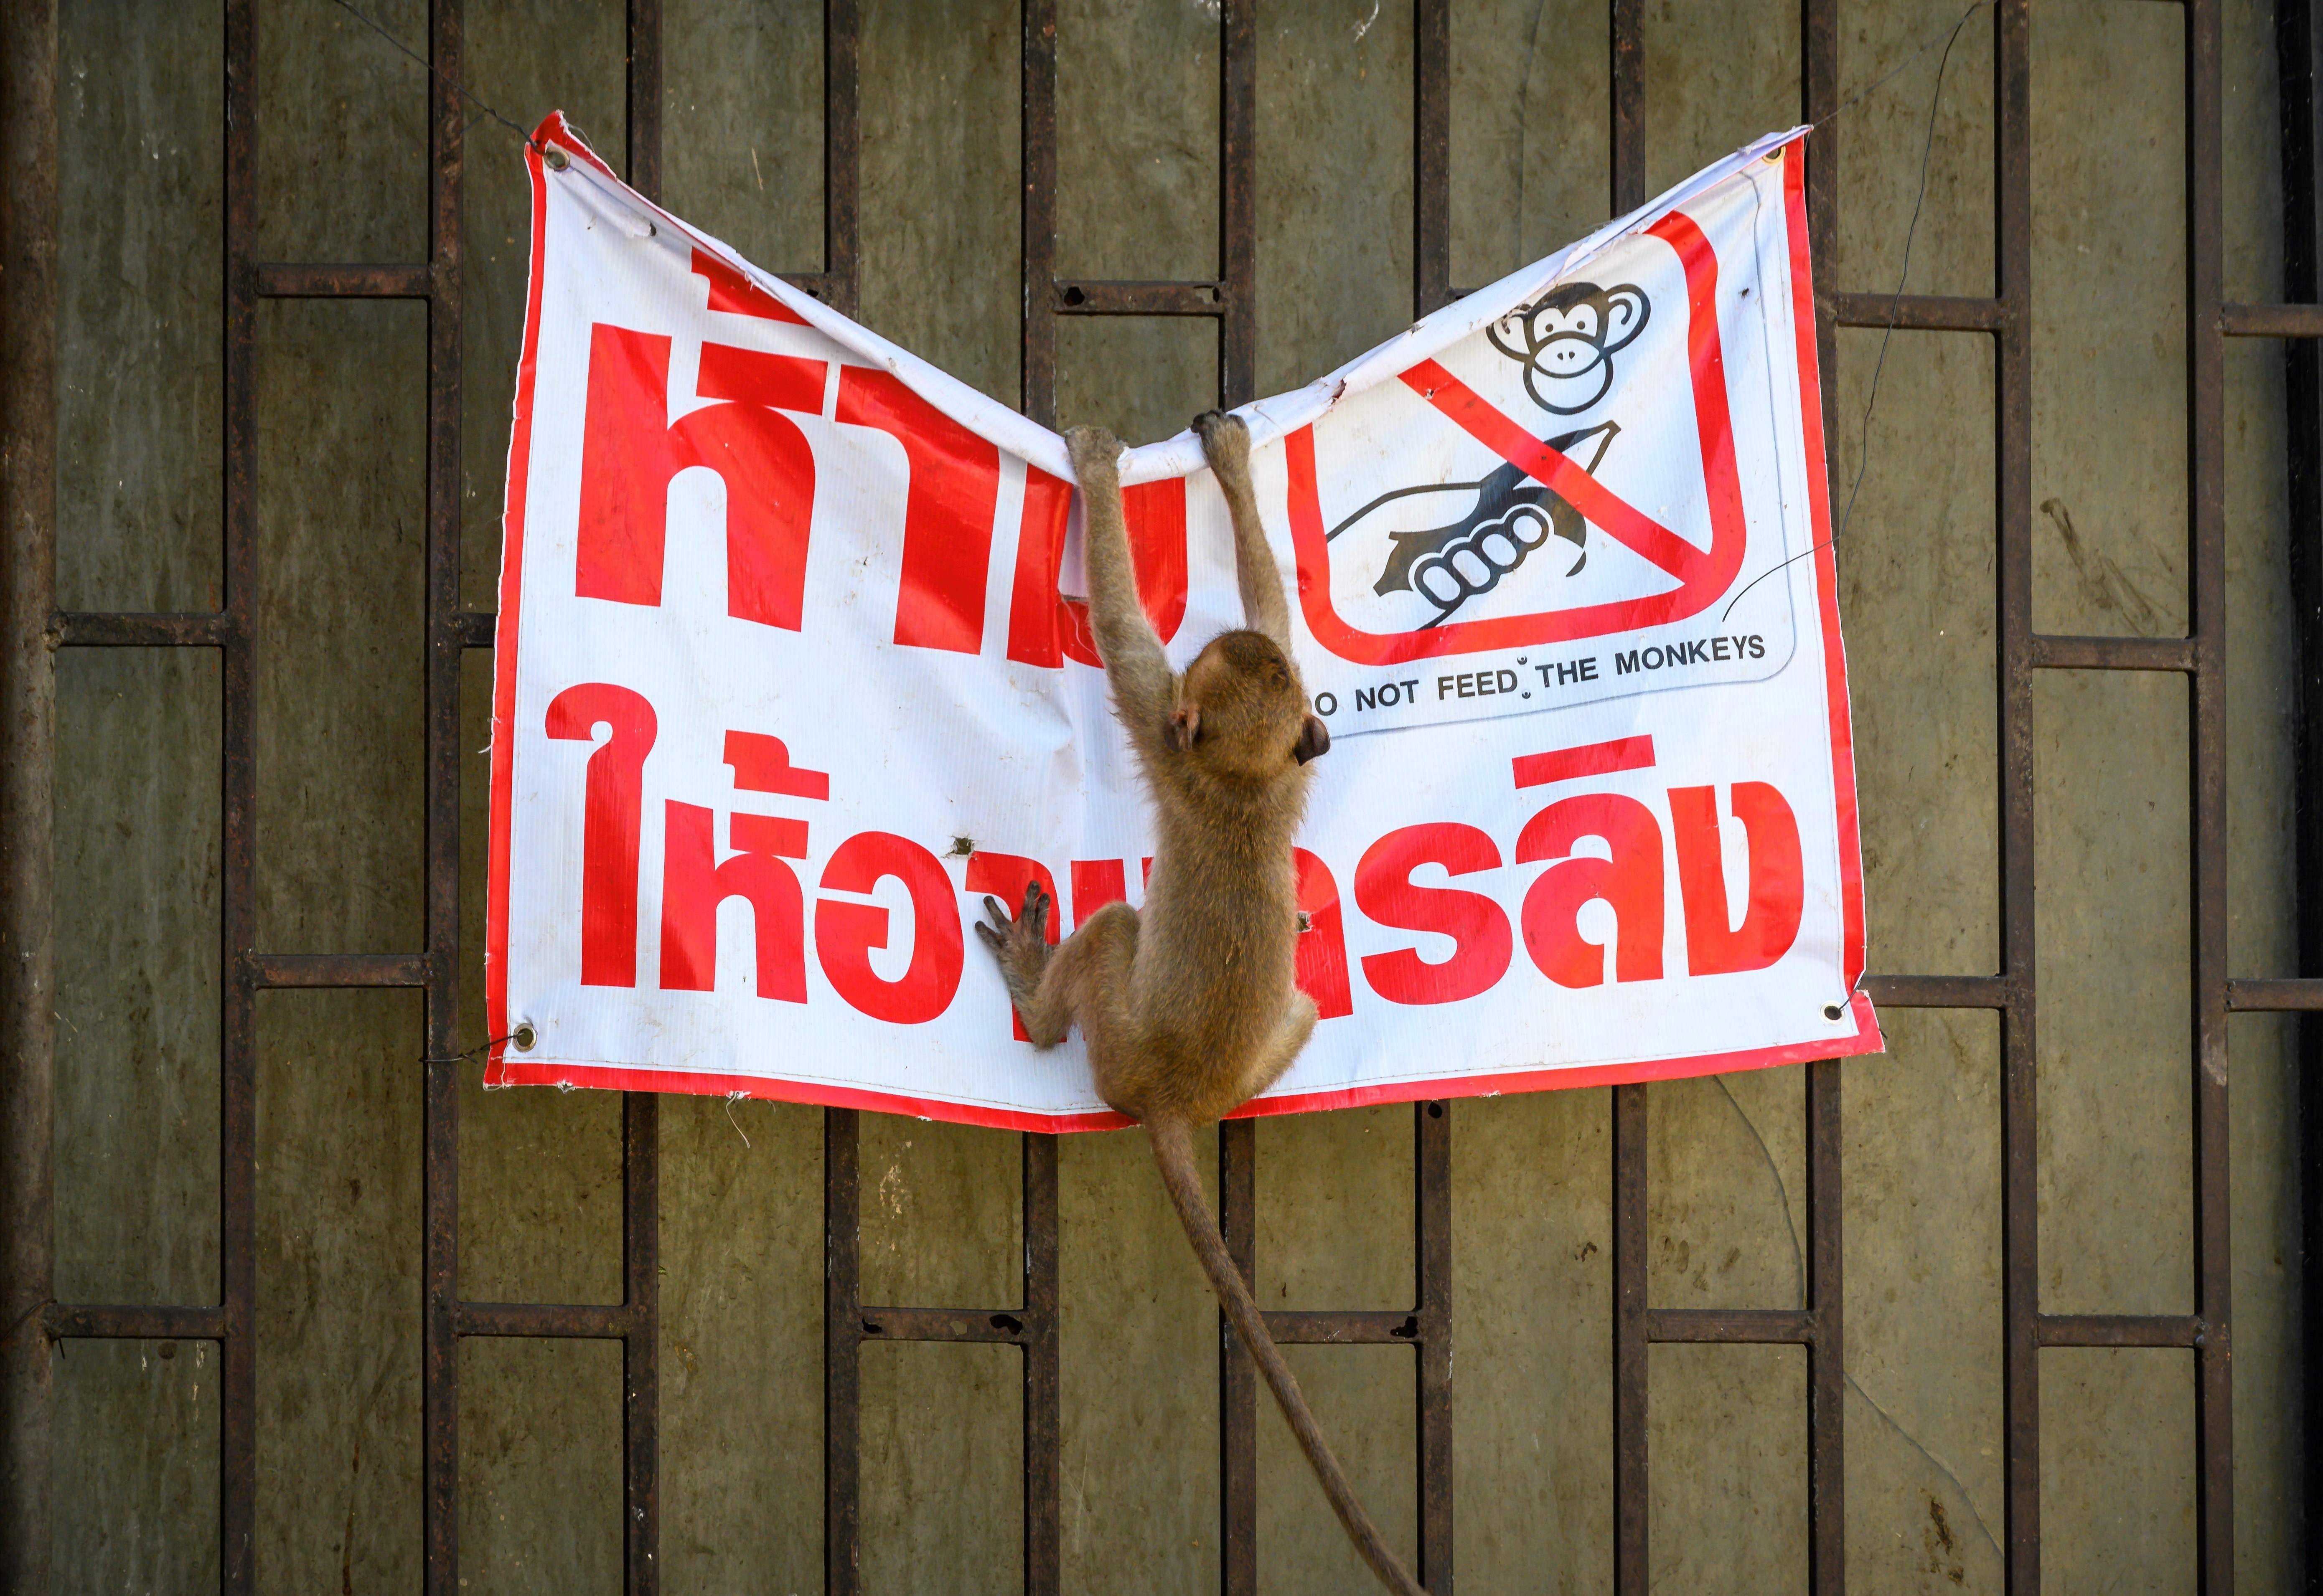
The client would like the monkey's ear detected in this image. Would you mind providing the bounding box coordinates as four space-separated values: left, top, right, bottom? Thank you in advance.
1165 704 1201 752
1600 284 1651 354
1293 714 1331 765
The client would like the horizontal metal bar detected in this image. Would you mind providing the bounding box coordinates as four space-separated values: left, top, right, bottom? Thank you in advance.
2028 632 2198 671
1859 973 2014 1009
251 262 432 299
857 1306 1033 1344
250 952 430 989
1825 290 2010 332
54 611 235 648
454 1301 636 1339
1644 1307 1819 1344
46 1302 227 1340
2221 301 2323 337
2035 1312 2205 1348
454 610 496 649
1259 1309 1424 1345
1052 279 1226 317
2227 977 2323 1010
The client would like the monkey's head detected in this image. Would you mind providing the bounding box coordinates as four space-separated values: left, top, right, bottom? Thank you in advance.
1167 629 1330 779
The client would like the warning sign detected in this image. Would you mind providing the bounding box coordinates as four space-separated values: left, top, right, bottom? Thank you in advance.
486 114 1879 1129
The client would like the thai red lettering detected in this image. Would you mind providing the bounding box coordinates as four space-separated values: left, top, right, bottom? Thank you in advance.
1006 469 1187 667
575 324 823 627
1668 783 1804 975
1515 794 1665 988
657 804 810 1001
723 729 830 800
543 683 658 988
691 246 809 324
815 832 964 1024
1070 859 1129 925
834 368 1001 655
1353 824 1512 1005
965 852 1061 1040
1292 848 1355 1019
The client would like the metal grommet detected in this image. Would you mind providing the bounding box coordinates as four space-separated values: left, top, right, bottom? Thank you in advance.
1821 1002 1845 1022
542 146 569 172
512 1022 538 1051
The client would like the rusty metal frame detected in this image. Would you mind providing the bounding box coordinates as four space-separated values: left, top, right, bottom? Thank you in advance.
6 0 2320 1591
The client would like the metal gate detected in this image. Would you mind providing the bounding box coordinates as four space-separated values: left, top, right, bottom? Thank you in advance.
2 0 2317 1590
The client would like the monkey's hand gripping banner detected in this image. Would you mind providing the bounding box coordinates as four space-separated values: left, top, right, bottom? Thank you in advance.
486 115 1881 1128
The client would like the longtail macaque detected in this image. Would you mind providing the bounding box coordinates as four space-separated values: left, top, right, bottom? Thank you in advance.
976 413 1425 1596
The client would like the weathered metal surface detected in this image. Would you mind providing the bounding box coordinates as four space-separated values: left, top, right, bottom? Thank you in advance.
17 0 2320 1591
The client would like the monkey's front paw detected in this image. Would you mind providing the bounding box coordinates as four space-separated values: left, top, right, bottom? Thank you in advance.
975 880 1054 994
1063 425 1123 484
1191 409 1250 473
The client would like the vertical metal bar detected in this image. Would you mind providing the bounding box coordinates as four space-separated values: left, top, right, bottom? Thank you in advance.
1993 1 2039 1589
1609 1085 1647 1594
1414 1103 1453 1594
825 1107 862 1596
0 0 58 1586
1010 0 1064 1581
1802 0 1840 450
1218 0 1256 407
1218 1117 1257 1596
1021 0 1058 426
1608 8 1648 1590
2274 0 2323 1585
1408 5 1456 1578
1609 0 1645 221
1215 0 1259 1577
817 2 862 1588
423 0 466 1588
220 0 260 1583
825 0 862 318
623 13 665 1591
1804 1062 1844 1596
1022 1133 1061 1596
622 1096 661 1594
1798 10 1844 1593
2183 0 2233 1589
1412 0 1450 318
626 0 661 200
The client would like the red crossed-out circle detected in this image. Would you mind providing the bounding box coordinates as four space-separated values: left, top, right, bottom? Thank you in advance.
1285 208 1750 667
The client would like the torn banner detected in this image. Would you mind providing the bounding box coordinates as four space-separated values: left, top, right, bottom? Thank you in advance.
487 114 1881 1130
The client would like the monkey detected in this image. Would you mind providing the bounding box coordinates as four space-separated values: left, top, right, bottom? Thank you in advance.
975 412 1427 1596
1487 279 1651 414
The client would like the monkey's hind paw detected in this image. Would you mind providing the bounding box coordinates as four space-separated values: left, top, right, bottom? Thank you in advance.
1191 409 1250 472
976 881 1055 991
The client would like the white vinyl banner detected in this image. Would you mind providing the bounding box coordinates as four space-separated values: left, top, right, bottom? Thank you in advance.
486 114 1882 1129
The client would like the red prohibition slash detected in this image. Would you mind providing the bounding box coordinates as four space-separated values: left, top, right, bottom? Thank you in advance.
1286 208 1748 666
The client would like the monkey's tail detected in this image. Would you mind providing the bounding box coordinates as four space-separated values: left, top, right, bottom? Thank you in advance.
1146 1116 1428 1596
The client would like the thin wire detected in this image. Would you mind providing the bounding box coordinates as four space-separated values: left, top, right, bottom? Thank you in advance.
421 1032 515 1067
1721 0 1982 624
317 0 537 150
1807 0 1994 135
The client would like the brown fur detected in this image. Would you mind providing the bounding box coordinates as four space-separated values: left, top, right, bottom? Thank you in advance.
976 413 1424 1596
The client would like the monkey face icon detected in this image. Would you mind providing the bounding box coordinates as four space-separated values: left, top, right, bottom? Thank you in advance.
1487 282 1651 415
